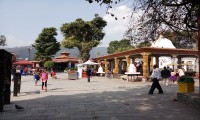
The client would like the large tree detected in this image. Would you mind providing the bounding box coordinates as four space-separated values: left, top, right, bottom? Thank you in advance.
163 31 197 49
87 0 199 47
60 14 107 62
136 41 151 48
107 39 134 54
0 35 6 46
32 27 60 62
87 0 200 94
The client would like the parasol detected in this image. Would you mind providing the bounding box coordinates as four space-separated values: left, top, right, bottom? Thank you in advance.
82 60 100 65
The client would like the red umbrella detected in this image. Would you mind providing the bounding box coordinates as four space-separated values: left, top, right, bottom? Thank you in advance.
13 60 33 65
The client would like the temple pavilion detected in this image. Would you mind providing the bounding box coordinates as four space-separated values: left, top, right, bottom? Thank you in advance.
52 51 78 71
92 35 198 82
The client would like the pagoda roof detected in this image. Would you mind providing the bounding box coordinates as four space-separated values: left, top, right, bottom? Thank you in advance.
52 51 78 63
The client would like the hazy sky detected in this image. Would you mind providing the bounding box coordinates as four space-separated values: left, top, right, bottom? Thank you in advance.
0 0 132 48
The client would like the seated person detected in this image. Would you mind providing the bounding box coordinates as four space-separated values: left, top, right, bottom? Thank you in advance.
107 70 113 79
51 71 57 79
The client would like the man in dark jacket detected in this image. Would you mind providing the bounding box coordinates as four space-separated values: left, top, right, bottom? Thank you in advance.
86 66 91 82
161 66 171 87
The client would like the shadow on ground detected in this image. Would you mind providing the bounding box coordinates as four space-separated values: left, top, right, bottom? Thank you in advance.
1 84 200 120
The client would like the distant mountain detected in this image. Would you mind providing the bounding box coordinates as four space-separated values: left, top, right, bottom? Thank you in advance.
3 46 108 60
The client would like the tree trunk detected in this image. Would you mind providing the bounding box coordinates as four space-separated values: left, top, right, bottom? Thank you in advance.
197 5 200 96
80 51 90 62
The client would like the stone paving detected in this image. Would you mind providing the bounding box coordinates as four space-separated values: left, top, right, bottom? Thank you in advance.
0 73 200 120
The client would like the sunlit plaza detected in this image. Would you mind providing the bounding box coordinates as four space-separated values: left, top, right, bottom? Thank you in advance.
0 73 199 120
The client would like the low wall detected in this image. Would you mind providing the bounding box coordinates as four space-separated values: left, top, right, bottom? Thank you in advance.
177 92 200 110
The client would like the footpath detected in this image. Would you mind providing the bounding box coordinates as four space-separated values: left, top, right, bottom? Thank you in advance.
0 73 200 120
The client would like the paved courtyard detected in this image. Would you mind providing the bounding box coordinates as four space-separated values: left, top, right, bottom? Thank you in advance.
0 73 200 120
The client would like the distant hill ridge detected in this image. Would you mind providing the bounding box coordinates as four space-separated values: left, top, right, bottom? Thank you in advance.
3 46 108 60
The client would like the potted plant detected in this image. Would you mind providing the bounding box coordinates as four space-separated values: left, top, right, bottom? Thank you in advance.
64 67 69 73
67 67 78 80
177 76 195 93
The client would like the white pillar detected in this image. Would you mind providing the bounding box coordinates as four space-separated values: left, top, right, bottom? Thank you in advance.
77 66 83 78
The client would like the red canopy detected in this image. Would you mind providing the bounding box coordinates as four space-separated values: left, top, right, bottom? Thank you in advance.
13 60 33 65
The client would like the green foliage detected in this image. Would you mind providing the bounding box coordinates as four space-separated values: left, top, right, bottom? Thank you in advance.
107 40 118 54
87 0 199 50
32 27 60 62
136 41 151 48
163 31 197 49
0 35 6 46
178 77 194 83
107 39 134 54
65 67 78 71
60 14 107 62
44 61 54 69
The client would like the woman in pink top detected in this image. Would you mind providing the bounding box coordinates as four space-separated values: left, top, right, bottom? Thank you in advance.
41 69 48 91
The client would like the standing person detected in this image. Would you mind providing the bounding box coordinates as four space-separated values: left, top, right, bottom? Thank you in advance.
41 69 48 91
177 66 185 77
176 66 185 83
24 67 28 76
148 64 163 94
86 66 91 82
11 65 16 82
33 68 40 86
91 67 94 76
50 68 53 77
161 66 171 87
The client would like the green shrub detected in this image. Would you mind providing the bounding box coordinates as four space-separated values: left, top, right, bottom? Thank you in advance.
178 77 194 82
65 67 77 71
44 61 54 69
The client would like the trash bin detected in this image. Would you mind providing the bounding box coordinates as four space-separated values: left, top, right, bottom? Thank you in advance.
178 77 195 93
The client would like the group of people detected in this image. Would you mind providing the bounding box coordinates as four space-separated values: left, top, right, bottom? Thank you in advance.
33 68 49 92
13 64 185 93
85 66 114 82
11 65 50 91
148 64 185 94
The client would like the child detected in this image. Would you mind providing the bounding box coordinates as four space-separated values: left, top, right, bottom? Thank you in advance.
33 68 40 86
51 71 57 79
41 69 48 91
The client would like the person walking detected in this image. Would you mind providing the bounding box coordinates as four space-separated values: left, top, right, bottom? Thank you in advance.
148 64 163 94
161 66 171 87
33 68 40 86
86 66 91 82
41 69 48 91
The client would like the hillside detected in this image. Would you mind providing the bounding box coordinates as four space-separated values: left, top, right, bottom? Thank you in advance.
3 46 108 60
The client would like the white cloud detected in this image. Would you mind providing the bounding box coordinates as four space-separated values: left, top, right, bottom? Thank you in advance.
2 5 133 48
99 5 132 47
5 35 33 48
